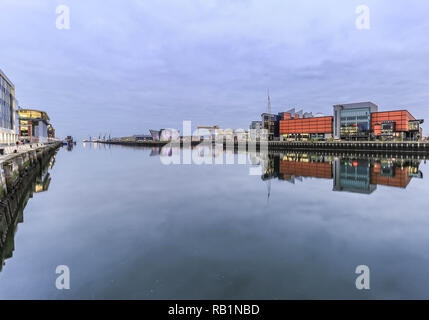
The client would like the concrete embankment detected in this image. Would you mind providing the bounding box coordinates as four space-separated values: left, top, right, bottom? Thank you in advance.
97 140 201 147
267 141 429 154
215 140 429 155
99 139 429 154
0 141 61 264
0 141 62 200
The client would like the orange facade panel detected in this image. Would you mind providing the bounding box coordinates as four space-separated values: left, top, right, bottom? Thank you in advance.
279 117 333 135
373 124 381 136
282 112 292 120
279 161 333 179
371 110 416 132
370 167 412 188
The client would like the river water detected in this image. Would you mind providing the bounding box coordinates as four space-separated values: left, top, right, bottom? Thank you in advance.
0 142 428 299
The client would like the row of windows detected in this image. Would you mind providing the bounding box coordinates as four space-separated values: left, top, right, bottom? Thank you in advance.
0 78 12 93
280 129 333 132
280 128 333 132
280 124 332 127
280 122 332 125
340 121 369 126
340 108 370 116
0 97 12 105
371 116 410 120
279 119 332 124
280 123 332 127
281 130 332 134
280 124 333 127
373 111 412 116
279 161 332 179
341 115 369 121
281 127 332 130
0 77 14 130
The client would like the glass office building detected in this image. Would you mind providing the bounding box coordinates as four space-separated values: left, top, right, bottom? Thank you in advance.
339 107 371 139
333 158 376 194
17 109 51 143
0 69 17 144
261 113 278 141
267 101 423 141
333 102 378 140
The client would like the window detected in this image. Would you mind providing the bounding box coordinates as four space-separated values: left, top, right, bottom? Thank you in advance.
409 121 420 131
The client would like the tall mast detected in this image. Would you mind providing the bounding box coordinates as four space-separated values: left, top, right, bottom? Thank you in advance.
267 89 272 140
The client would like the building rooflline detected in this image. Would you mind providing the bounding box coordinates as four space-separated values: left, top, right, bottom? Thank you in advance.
371 109 414 114
333 101 378 107
0 68 15 88
279 116 333 120
18 109 50 121
18 117 50 123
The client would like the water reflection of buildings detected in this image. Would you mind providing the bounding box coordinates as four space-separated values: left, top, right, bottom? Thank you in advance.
333 158 423 194
262 152 423 194
0 154 56 271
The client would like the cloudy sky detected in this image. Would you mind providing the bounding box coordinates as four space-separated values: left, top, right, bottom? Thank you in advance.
1 0 428 138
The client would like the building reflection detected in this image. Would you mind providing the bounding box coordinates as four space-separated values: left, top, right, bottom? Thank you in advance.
87 143 424 195
149 144 424 194
34 156 55 193
0 154 56 271
262 152 423 194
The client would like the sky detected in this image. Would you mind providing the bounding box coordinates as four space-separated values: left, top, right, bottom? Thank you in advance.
0 0 428 139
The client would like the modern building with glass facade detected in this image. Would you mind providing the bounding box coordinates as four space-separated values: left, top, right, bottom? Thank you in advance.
0 69 18 145
17 109 51 143
274 101 423 141
47 123 55 138
332 158 377 194
333 102 379 140
371 110 423 140
261 113 278 141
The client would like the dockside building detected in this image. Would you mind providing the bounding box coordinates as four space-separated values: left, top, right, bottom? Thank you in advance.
277 102 423 141
0 69 18 145
18 109 51 143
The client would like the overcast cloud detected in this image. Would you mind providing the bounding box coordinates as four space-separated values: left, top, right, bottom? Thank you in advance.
1 0 428 138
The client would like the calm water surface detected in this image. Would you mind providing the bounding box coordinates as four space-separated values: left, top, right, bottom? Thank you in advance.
0 143 428 299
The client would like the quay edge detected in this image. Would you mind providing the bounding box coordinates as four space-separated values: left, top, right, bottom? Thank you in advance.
266 141 429 154
0 142 60 263
97 139 429 154
0 141 62 198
